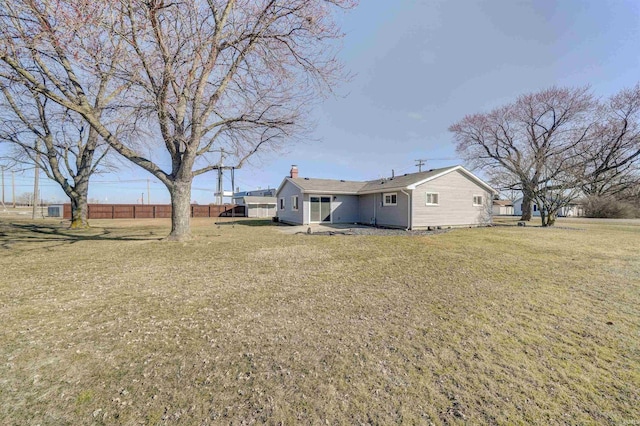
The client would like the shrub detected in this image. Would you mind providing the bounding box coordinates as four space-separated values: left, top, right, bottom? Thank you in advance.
584 195 640 218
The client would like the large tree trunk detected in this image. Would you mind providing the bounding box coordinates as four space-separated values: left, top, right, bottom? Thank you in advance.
69 182 90 229
167 179 192 241
541 210 557 227
520 190 533 221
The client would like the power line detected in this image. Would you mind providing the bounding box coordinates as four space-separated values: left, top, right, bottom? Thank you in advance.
415 157 458 172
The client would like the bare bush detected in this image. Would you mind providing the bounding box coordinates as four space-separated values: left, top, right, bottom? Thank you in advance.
583 195 640 218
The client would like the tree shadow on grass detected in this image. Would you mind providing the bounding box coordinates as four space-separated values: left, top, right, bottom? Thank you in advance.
214 219 275 227
0 222 163 251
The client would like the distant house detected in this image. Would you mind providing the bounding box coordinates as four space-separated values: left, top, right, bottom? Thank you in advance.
276 165 497 229
232 188 277 218
492 199 514 216
513 197 585 217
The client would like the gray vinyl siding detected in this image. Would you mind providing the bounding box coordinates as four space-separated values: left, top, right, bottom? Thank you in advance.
358 194 376 225
358 192 409 228
276 180 304 224
331 195 359 223
513 197 542 217
301 194 359 224
412 170 492 227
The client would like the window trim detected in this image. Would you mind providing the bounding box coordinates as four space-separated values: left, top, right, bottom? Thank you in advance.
473 194 483 206
279 197 285 210
291 195 299 211
425 192 439 206
382 192 397 206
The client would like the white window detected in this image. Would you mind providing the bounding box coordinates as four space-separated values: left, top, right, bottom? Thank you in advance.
425 192 439 205
279 198 285 210
473 195 483 206
291 195 299 211
383 192 397 206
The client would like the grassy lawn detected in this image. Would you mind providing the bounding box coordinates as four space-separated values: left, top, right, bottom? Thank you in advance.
0 217 638 425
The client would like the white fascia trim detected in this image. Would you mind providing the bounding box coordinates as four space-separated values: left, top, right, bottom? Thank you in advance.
357 187 406 195
275 177 304 197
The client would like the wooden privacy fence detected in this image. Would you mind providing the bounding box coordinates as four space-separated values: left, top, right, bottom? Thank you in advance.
63 204 244 219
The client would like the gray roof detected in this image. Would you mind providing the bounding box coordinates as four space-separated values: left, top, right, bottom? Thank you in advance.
243 196 276 204
280 165 496 195
358 166 458 193
287 177 367 194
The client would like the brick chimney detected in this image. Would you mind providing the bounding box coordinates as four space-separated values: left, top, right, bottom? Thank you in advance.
290 165 299 178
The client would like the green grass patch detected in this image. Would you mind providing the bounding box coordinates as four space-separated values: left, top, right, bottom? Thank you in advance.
1 217 638 424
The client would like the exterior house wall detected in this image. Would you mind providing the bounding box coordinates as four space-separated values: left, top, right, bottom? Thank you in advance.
358 191 410 228
513 197 584 217
330 195 360 224
300 194 359 224
276 180 304 224
513 197 541 217
412 170 492 227
358 194 376 225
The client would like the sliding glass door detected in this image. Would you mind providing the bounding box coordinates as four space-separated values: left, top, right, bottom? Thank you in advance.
310 196 331 223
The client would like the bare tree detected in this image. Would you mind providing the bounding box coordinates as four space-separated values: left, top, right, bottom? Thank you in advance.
0 76 116 228
578 84 640 198
450 86 596 225
0 0 355 240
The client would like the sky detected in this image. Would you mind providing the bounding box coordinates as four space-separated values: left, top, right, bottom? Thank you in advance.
3 0 640 205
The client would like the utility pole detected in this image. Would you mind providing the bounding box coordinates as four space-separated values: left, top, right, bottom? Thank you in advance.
215 152 224 205
214 151 236 205
231 167 235 218
415 159 427 172
1 166 4 206
231 167 235 200
147 178 150 205
12 170 15 208
32 165 40 219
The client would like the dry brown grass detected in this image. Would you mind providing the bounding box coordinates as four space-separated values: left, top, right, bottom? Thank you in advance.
0 217 638 425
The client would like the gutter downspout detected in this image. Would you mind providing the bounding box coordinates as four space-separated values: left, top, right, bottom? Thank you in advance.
400 189 411 230
373 193 376 226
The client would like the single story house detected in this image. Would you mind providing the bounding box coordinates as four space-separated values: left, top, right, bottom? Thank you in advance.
513 197 585 217
276 165 497 229
492 199 514 216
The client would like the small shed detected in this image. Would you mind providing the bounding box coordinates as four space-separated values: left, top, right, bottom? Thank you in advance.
242 196 277 218
492 199 514 216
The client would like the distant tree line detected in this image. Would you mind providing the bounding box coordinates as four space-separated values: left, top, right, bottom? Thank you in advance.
449 85 640 226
